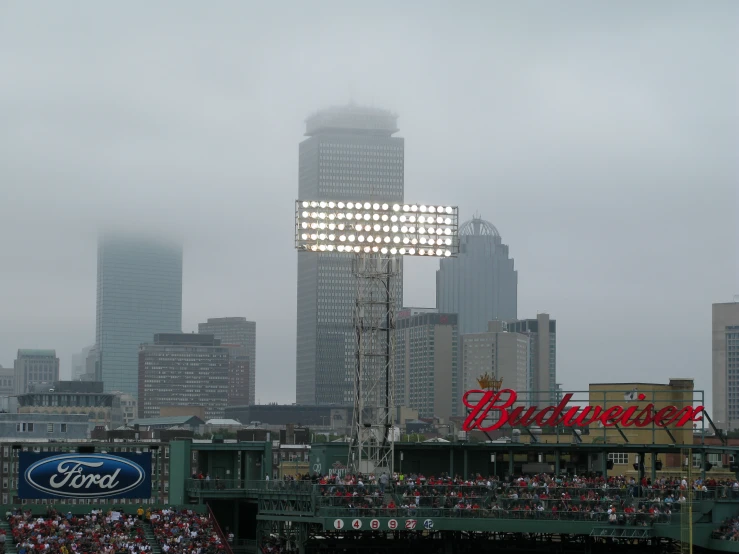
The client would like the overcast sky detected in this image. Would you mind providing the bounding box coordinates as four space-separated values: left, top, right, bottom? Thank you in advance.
1 1 737 410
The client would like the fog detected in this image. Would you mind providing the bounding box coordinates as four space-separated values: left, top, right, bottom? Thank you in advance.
1 1 737 409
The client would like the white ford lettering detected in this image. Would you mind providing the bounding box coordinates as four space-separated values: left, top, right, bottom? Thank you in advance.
48 460 121 490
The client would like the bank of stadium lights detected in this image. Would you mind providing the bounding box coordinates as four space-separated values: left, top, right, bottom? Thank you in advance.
295 201 459 257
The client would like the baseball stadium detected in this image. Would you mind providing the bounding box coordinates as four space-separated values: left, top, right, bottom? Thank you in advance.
2 381 739 554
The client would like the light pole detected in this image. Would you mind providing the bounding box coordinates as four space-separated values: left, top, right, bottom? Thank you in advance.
295 200 459 475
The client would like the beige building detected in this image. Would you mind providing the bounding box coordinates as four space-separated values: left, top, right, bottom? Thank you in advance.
395 311 458 421
586 379 697 472
461 321 529 405
712 302 739 431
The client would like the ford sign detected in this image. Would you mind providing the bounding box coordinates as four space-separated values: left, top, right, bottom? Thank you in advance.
19 452 152 499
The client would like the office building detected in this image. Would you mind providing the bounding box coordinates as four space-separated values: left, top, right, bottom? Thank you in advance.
138 333 229 420
395 311 458 420
16 381 124 430
71 345 95 381
436 216 517 336
296 104 404 405
224 345 250 407
461 321 530 401
96 234 183 397
0 413 89 441
13 350 59 395
0 365 14 397
713 302 739 431
506 314 556 403
198 317 256 405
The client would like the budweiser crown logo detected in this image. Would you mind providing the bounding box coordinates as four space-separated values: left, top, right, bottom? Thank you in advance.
477 373 502 391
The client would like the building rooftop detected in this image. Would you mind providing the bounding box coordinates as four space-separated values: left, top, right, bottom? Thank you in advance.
305 104 399 136
459 216 500 238
17 349 56 357
205 419 242 426
129 416 205 427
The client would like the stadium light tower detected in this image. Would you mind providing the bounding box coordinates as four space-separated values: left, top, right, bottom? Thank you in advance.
295 200 459 475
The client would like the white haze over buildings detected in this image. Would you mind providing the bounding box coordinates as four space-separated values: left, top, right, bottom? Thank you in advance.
1 1 737 410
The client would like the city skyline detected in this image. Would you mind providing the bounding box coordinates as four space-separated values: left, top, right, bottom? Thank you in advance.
1 2 736 412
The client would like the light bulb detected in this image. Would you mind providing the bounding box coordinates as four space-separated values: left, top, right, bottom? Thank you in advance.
418 216 425 223
381 247 388 254
436 249 443 256
402 237 409 244
319 201 327 208
444 228 451 235
328 224 336 230
302 201 309 208
390 247 397 254
383 225 390 232
402 205 410 212
409 248 416 255
409 226 416 233
319 245 326 251
391 215 398 222
339 235 346 241
411 205 418 212
373 224 381 231
310 201 318 208
301 233 308 240
419 249 425 255
445 238 452 245
302 211 309 218
381 214 389 221
363 214 370 221
446 207 453 214
327 245 335 251
353 246 360 252
384 236 391 243
372 214 380 221
420 205 427 212
301 222 308 229
364 202 371 209
348 235 355 242
393 236 400 244
399 248 406 255
420 237 427 245
445 250 451 256
429 206 436 213
372 203 380 210
382 203 389 210
365 246 372 253
337 202 345 209
418 227 425 234
358 235 365 242
393 204 401 211
347 202 354 209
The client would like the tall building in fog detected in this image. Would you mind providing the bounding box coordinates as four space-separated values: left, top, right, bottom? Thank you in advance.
14 350 59 394
96 234 182 397
71 345 95 381
436 216 517 336
198 317 256 405
506 314 556 403
395 311 458 420
296 104 404 405
712 302 739 431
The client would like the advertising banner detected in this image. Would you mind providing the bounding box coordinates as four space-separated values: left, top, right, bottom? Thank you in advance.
18 452 152 499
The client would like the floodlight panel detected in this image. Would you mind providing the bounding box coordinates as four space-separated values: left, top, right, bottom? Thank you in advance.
295 200 459 257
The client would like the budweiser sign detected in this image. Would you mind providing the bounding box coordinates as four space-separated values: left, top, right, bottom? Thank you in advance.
462 389 704 432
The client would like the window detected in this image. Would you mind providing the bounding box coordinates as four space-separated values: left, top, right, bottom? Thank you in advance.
608 453 629 465
47 423 54 433
60 424 67 433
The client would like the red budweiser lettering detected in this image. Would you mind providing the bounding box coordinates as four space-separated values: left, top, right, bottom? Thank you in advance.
462 389 704 432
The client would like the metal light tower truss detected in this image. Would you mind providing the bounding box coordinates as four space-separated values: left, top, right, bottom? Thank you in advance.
295 200 459 476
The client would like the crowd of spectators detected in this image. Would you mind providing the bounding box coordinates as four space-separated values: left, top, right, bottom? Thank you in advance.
714 516 739 541
2 507 231 553
313 471 739 525
149 508 226 553
6 507 150 553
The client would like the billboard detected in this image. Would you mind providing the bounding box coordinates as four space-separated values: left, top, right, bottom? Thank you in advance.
19 452 152 499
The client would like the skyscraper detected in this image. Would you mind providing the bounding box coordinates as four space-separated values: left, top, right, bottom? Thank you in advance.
96 234 182 397
712 302 739 431
198 317 256 405
138 333 229 420
506 314 556 403
460 321 530 404
436 216 517 336
394 311 458 420
296 104 404 405
13 350 59 394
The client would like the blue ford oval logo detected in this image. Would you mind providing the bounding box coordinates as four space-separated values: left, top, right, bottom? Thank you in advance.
24 454 146 498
